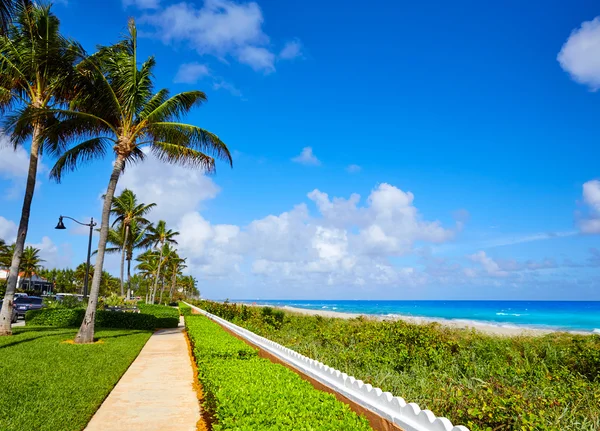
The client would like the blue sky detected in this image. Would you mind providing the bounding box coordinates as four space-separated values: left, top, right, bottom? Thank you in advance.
1 0 599 300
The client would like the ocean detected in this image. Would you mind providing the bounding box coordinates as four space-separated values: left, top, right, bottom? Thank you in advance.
243 300 600 333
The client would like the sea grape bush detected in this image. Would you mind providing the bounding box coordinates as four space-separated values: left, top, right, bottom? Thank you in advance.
189 300 600 431
184 315 373 431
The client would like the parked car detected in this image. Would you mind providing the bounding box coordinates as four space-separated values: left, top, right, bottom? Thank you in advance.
0 300 18 323
14 296 44 319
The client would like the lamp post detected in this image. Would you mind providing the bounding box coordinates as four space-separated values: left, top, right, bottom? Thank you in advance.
55 216 97 298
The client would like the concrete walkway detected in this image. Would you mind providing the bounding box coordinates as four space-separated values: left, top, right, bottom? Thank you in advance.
86 317 200 431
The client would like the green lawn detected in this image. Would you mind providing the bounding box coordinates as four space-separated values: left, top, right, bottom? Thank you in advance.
0 327 151 431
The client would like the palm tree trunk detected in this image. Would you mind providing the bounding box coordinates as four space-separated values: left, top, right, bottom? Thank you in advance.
119 224 129 296
151 245 163 304
169 270 176 303
159 274 166 304
126 255 131 300
75 156 124 344
0 125 41 336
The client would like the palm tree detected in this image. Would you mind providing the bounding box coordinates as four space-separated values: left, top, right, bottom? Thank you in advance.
19 246 44 291
110 189 155 296
146 221 178 304
167 252 186 303
0 0 29 33
0 3 83 335
135 250 159 303
104 219 150 299
48 19 231 343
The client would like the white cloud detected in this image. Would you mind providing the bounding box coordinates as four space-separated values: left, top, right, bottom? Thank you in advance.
141 0 286 73
0 144 29 178
558 17 600 90
212 79 242 97
469 251 508 277
0 216 17 242
123 0 160 9
0 138 48 199
279 40 302 60
346 164 361 173
117 149 220 225
27 236 72 269
237 45 275 72
174 62 210 84
578 180 600 234
292 147 321 166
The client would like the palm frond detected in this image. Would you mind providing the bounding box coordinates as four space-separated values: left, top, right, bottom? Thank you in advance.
49 137 111 182
150 142 216 172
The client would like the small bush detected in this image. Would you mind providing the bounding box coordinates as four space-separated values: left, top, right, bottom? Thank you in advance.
178 302 192 316
25 307 176 330
26 309 85 327
137 303 179 328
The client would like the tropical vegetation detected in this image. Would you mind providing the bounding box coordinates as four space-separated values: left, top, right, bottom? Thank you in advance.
191 300 600 431
185 314 373 431
0 326 151 431
0 0 230 343
0 1 83 335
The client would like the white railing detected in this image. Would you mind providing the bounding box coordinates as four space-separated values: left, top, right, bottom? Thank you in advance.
185 302 469 431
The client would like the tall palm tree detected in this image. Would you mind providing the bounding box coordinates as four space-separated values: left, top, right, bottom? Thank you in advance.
167 252 186 303
110 189 155 295
104 219 150 299
146 220 178 304
19 246 44 291
0 0 29 33
135 249 159 303
0 3 83 335
48 18 231 343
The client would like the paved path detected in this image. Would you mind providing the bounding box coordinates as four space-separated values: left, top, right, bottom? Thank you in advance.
86 317 200 431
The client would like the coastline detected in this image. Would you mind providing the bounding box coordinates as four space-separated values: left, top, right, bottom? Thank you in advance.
272 305 591 337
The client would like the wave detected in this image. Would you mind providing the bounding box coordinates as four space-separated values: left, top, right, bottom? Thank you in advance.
594 329 600 334
496 312 528 317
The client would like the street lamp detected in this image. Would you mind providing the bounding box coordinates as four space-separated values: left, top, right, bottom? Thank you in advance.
55 216 97 298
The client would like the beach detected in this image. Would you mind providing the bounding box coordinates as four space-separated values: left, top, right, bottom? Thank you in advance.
275 305 588 336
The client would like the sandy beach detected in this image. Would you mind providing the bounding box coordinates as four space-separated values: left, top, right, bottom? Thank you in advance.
274 305 589 337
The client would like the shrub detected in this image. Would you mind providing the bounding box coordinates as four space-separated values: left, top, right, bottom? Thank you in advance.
189 300 600 431
178 302 192 316
137 303 179 328
25 307 175 330
26 309 85 327
185 315 372 431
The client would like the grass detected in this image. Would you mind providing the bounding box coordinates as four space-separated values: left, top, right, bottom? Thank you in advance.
194 300 600 431
0 326 151 431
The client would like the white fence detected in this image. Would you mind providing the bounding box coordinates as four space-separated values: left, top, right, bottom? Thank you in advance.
185 302 469 431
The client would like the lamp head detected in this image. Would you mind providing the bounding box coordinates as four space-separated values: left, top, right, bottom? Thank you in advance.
55 216 66 230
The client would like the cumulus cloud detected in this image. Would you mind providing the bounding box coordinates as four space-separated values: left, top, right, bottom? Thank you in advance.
174 62 211 84
469 251 508 277
558 17 600 90
27 236 73 269
578 180 600 234
140 0 298 74
0 216 17 242
117 149 220 225
0 139 47 199
292 147 321 166
123 0 160 9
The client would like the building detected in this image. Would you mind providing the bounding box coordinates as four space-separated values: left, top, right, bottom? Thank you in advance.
0 270 54 294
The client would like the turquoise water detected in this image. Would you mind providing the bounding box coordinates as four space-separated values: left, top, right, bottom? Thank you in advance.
243 300 600 333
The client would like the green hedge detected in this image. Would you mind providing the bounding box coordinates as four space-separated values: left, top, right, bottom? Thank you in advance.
26 305 179 330
137 303 180 328
178 302 192 316
185 315 372 431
